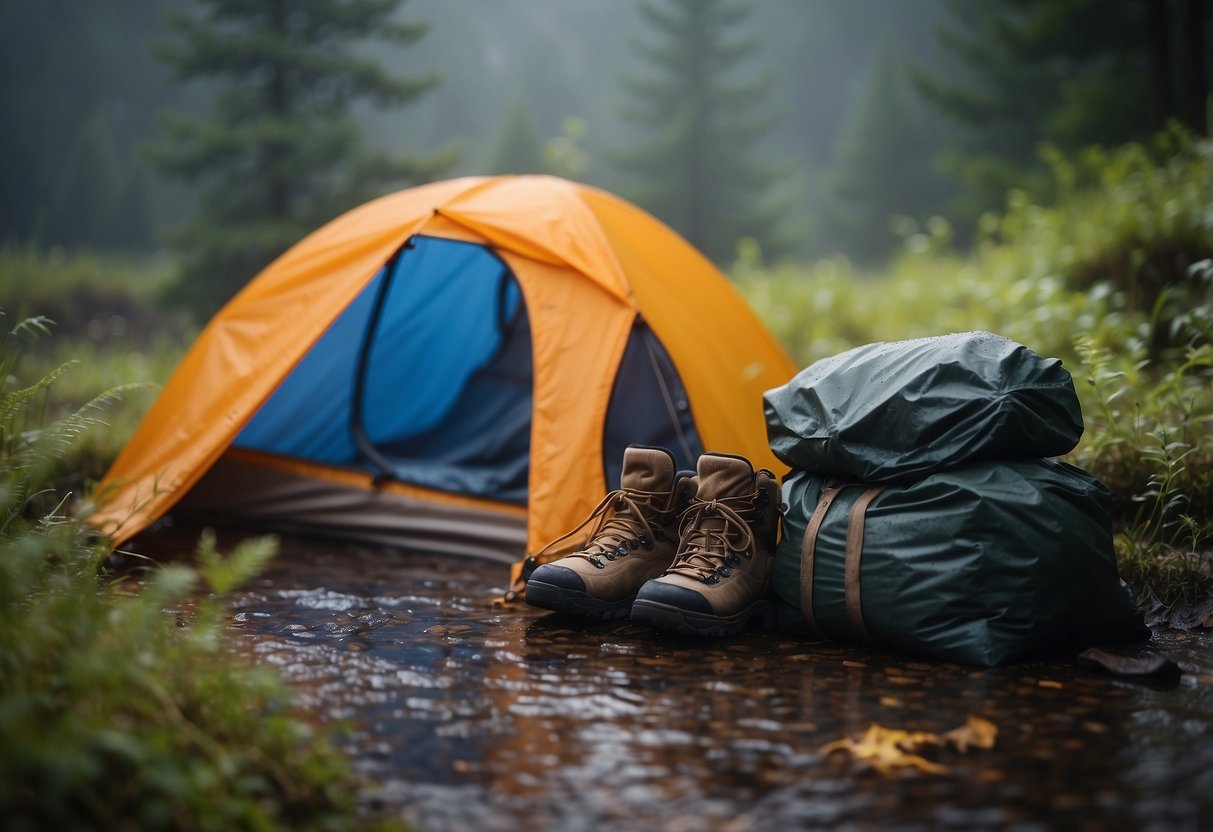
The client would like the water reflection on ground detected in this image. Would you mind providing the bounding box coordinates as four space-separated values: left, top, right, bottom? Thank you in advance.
197 533 1213 831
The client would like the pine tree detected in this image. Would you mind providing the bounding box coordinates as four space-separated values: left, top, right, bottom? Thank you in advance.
613 0 790 265
0 0 173 251
482 96 547 175
823 46 956 263
147 0 454 312
47 109 130 250
914 0 1210 218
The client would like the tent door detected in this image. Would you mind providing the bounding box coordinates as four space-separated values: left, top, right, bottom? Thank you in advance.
602 317 703 486
351 235 533 503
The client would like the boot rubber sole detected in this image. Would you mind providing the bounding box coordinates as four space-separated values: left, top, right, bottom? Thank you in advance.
630 597 772 638
524 579 633 622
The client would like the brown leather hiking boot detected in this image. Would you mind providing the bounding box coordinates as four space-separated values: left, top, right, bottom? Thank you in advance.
524 446 695 620
631 452 780 637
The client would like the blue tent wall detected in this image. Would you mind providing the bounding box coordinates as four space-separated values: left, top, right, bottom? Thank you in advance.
236 237 531 501
233 267 380 464
235 233 701 510
360 238 520 444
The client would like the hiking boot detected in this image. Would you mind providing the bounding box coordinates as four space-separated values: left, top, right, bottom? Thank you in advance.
524 445 695 621
631 452 780 637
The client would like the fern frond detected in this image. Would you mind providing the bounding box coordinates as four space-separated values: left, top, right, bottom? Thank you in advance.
17 383 151 494
0 361 77 427
9 315 55 341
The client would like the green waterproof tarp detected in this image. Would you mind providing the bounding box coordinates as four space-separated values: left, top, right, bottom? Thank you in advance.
763 331 1084 483
773 460 1148 666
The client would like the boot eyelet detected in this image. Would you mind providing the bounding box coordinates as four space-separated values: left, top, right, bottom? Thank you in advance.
590 557 606 569
639 536 652 549
726 554 741 567
719 567 732 577
704 574 720 585
616 544 629 557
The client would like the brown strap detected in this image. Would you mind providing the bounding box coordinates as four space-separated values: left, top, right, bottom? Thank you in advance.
799 481 844 637
844 485 887 644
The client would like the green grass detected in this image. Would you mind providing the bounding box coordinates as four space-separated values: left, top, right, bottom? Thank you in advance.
0 245 183 340
0 248 191 491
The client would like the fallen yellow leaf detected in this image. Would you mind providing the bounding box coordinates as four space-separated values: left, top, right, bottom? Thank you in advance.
821 715 998 775
943 715 998 752
821 724 948 775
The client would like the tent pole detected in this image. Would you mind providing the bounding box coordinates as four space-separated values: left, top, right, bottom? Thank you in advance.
350 239 414 484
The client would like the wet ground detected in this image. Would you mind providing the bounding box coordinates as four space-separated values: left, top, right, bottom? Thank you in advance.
189 533 1213 831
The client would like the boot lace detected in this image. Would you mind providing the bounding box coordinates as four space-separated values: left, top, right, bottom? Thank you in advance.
665 493 761 583
533 490 667 569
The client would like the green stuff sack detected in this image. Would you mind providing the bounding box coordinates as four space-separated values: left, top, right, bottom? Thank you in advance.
763 332 1084 483
773 459 1148 666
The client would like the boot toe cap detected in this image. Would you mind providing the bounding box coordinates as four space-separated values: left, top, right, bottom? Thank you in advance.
635 579 713 614
528 563 586 593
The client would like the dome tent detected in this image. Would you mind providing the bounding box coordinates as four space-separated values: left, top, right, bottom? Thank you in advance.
90 175 795 585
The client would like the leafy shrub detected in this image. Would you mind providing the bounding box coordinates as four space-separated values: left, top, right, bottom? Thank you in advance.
0 314 403 831
992 129 1213 353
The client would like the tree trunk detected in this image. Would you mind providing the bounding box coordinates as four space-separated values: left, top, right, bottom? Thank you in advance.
268 0 289 219
1147 0 1176 130
1181 0 1208 133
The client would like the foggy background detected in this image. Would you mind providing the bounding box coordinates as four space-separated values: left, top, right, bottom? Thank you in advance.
3 0 1202 285
0 0 959 266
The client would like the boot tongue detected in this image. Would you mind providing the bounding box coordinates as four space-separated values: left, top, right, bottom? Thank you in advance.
674 454 755 567
695 453 754 501
620 446 676 493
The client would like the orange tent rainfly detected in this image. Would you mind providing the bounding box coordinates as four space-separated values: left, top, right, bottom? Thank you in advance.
89 175 796 586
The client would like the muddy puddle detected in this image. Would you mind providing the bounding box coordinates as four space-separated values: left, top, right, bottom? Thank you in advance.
156 531 1213 831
